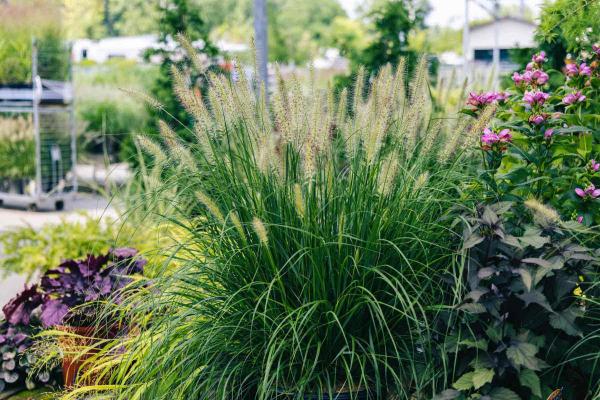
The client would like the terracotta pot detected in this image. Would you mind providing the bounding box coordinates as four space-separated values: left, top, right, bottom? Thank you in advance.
56 325 112 387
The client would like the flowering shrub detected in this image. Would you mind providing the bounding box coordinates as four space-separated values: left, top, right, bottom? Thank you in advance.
464 47 600 225
437 202 600 399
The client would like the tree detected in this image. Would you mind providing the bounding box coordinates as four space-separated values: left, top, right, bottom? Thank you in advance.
145 0 218 135
536 0 600 71
359 0 430 75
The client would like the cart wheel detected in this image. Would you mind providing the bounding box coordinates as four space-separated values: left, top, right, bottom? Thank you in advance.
28 203 38 212
55 200 64 211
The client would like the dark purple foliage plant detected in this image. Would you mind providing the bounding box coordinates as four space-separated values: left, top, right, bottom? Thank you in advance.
0 248 145 391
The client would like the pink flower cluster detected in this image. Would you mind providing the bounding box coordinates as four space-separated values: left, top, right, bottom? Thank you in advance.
523 91 550 106
529 114 548 125
575 184 600 199
467 91 509 108
531 51 547 65
481 128 512 151
513 70 549 86
562 91 586 105
589 159 600 172
565 62 592 77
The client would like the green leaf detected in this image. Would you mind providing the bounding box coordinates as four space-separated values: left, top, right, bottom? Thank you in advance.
516 268 532 291
519 369 541 398
549 307 583 337
453 372 475 391
518 227 549 249
506 341 547 371
489 387 521 400
485 324 503 343
459 303 487 314
472 368 494 390
433 389 462 400
464 233 485 249
459 339 488 351
516 290 553 312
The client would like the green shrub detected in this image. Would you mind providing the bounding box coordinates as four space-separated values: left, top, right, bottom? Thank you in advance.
0 115 35 181
436 202 600 400
0 215 135 280
59 54 485 399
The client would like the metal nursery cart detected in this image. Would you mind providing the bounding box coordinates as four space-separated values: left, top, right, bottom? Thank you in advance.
0 39 77 211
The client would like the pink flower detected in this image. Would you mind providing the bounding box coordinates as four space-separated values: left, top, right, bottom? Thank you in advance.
523 91 549 106
590 159 600 172
566 62 592 77
529 114 547 125
577 215 584 224
481 128 499 146
544 128 554 139
563 91 587 105
481 128 511 150
531 70 549 85
575 184 600 199
565 63 579 76
512 72 524 85
467 92 498 108
522 70 534 84
498 129 512 143
495 91 510 102
532 51 547 64
579 63 592 76
526 62 535 71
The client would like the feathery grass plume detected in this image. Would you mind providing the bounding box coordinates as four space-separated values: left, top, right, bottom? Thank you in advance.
437 116 470 164
353 66 366 114
158 120 197 172
524 198 562 226
228 211 246 242
135 135 166 165
420 118 442 157
196 190 225 225
467 104 497 145
176 33 207 75
413 171 430 193
378 156 399 196
171 64 212 131
403 58 430 157
293 183 305 218
120 88 163 110
252 217 268 245
336 87 348 128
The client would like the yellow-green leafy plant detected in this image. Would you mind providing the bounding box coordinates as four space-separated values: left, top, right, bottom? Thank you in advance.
0 115 35 181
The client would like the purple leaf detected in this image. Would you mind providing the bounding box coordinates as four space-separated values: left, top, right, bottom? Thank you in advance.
40 300 69 328
2 285 42 325
112 247 138 259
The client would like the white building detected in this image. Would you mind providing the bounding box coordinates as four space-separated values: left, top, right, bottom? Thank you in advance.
72 35 249 64
467 17 536 65
72 35 158 63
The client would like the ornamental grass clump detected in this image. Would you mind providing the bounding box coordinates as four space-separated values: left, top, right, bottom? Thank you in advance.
61 56 486 400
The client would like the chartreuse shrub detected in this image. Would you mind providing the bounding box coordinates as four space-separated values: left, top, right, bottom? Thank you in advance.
55 56 487 400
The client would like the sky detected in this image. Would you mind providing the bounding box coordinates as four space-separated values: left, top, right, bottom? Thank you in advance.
338 0 545 28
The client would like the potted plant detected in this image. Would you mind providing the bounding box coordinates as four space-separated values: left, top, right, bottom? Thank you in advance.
2 248 146 387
